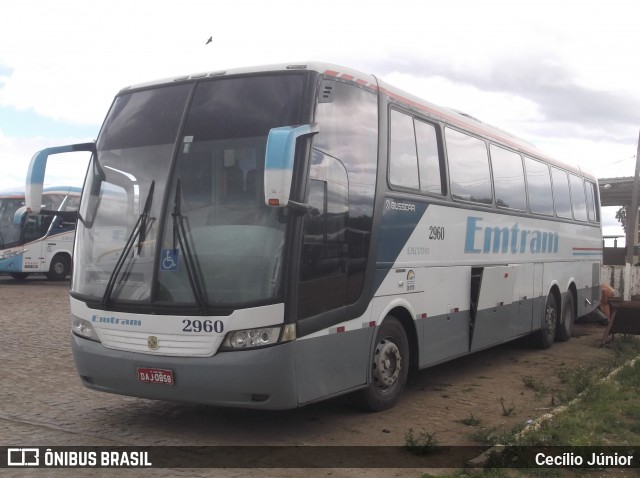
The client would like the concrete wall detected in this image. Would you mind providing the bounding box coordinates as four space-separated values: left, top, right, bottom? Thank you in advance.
601 265 640 299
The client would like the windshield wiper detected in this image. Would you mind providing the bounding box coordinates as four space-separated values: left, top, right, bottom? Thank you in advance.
101 181 155 309
172 179 207 313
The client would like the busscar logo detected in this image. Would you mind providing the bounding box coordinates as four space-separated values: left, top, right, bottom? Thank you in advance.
385 199 416 212
7 448 39 466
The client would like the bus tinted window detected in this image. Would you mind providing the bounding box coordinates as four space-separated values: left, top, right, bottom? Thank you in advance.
525 157 553 215
446 128 492 205
585 181 598 222
569 174 588 221
490 144 526 210
309 80 378 315
551 167 572 218
415 120 443 195
389 110 419 189
99 84 191 150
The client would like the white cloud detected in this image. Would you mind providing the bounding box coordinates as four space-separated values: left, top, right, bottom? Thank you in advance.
0 129 89 191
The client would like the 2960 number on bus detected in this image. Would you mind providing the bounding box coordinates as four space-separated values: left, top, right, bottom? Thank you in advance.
429 226 445 240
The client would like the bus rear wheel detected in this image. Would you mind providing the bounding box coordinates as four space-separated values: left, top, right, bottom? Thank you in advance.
556 293 575 342
533 293 557 349
47 254 70 281
357 317 409 412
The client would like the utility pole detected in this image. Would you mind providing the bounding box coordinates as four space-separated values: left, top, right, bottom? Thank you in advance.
624 129 640 300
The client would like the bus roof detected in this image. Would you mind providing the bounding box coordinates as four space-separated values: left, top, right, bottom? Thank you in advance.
119 61 595 182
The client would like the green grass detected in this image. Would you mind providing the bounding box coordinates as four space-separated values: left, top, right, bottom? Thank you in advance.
407 336 640 476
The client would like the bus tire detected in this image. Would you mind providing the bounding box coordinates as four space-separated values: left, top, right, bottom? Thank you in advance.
47 254 70 281
555 292 575 342
10 272 29 280
533 293 557 349
357 317 409 412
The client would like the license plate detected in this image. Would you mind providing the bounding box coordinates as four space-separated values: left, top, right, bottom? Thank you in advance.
137 367 174 385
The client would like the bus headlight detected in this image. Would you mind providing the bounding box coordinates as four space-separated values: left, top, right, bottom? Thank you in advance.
221 324 295 351
71 316 101 342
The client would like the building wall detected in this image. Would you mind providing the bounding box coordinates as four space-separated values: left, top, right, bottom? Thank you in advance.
601 265 640 299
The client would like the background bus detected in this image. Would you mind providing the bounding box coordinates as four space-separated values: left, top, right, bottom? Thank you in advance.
25 62 601 410
0 186 80 281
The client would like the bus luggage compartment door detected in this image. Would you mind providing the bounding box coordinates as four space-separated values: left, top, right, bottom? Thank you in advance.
470 264 525 351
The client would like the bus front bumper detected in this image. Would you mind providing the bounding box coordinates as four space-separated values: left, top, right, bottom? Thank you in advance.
71 333 299 410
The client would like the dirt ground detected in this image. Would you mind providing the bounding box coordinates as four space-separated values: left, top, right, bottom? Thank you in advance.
0 275 629 477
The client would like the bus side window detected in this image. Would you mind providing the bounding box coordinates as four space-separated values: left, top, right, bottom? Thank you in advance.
389 110 419 189
569 174 588 221
490 144 526 210
415 119 444 195
585 181 598 223
446 128 492 205
551 167 572 219
525 157 553 215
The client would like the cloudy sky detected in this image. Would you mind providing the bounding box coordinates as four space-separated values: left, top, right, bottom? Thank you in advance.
1 0 639 237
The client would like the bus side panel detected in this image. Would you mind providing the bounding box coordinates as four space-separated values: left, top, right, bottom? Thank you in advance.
471 265 533 351
513 263 535 334
371 266 471 369
418 267 470 367
21 240 45 273
532 263 545 330
294 321 374 405
575 261 600 317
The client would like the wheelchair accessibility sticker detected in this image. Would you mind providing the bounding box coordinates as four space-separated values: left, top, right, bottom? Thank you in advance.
160 249 179 271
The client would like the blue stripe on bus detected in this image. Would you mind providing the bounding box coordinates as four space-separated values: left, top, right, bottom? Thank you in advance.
374 198 429 290
0 252 24 273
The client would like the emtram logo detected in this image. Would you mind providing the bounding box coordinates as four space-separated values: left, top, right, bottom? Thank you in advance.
464 216 559 255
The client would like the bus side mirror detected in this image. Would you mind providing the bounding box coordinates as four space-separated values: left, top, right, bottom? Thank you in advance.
25 142 96 214
13 206 28 225
264 124 318 208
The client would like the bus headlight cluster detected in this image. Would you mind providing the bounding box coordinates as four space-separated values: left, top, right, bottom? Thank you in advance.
221 324 295 351
71 316 101 342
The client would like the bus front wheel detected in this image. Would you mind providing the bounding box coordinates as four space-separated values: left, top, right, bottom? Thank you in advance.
358 317 409 412
10 272 29 280
47 254 70 281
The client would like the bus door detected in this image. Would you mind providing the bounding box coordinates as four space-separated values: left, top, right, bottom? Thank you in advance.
21 213 55 272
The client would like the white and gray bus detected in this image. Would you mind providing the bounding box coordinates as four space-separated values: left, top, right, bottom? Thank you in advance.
0 186 80 280
25 62 602 410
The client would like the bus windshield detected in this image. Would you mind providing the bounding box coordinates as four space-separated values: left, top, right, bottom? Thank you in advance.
0 195 24 247
72 74 306 308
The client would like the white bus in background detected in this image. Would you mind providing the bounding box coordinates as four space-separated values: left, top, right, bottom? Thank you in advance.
25 62 602 410
0 186 80 280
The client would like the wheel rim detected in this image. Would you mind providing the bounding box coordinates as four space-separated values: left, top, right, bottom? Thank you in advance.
545 303 557 335
373 338 401 390
53 262 65 275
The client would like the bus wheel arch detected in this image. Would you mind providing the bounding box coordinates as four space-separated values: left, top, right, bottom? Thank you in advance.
556 283 577 342
47 253 71 281
358 309 415 411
